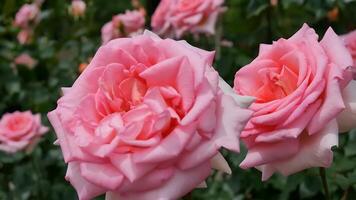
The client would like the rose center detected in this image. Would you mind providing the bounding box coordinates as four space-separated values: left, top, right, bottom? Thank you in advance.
254 65 298 102
7 117 29 131
118 76 147 110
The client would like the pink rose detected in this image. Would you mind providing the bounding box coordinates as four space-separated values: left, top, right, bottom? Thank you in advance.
14 4 39 28
117 9 145 36
234 24 355 180
69 0 86 18
17 29 32 44
101 10 145 44
48 31 253 200
0 111 48 153
14 53 37 69
151 0 224 38
342 30 356 66
101 21 119 44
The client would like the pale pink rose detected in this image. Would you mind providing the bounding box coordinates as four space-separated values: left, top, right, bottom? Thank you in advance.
270 0 278 6
234 24 355 180
337 30 356 132
151 0 224 38
17 29 32 44
69 0 86 18
118 9 145 36
14 53 37 69
101 22 114 44
14 4 39 28
101 21 120 44
0 111 48 153
48 30 253 200
342 30 356 66
101 10 145 44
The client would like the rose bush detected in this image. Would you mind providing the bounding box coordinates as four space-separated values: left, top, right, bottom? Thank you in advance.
234 24 356 180
48 31 253 200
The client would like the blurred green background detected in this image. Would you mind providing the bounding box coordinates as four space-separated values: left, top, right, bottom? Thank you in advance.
0 0 356 199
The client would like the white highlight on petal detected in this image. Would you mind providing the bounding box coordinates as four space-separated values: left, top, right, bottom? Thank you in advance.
53 140 59 145
218 77 255 108
210 152 231 174
143 29 161 41
196 181 207 188
61 87 71 96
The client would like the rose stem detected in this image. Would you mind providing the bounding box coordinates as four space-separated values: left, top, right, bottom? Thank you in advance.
319 167 330 200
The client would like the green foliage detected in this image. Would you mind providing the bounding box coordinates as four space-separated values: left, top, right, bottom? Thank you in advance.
0 0 356 199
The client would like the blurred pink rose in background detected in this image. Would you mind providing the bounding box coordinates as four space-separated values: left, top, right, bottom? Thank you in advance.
101 9 145 44
101 21 120 44
117 9 145 35
342 30 356 66
17 29 32 44
234 24 356 180
69 0 86 18
0 111 48 153
14 3 41 45
14 3 39 28
152 0 225 38
270 0 278 6
48 31 253 200
14 53 38 69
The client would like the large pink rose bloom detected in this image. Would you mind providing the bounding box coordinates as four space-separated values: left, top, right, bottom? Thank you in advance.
342 30 356 66
101 10 145 44
48 31 253 200
234 24 356 180
152 0 224 38
14 4 39 28
0 111 48 153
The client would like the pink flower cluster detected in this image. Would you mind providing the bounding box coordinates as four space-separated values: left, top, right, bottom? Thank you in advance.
151 0 225 38
101 9 146 44
13 2 42 44
48 4 356 197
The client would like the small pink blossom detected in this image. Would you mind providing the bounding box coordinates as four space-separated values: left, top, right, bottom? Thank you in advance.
69 0 86 18
17 29 32 44
14 53 37 69
14 4 39 28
